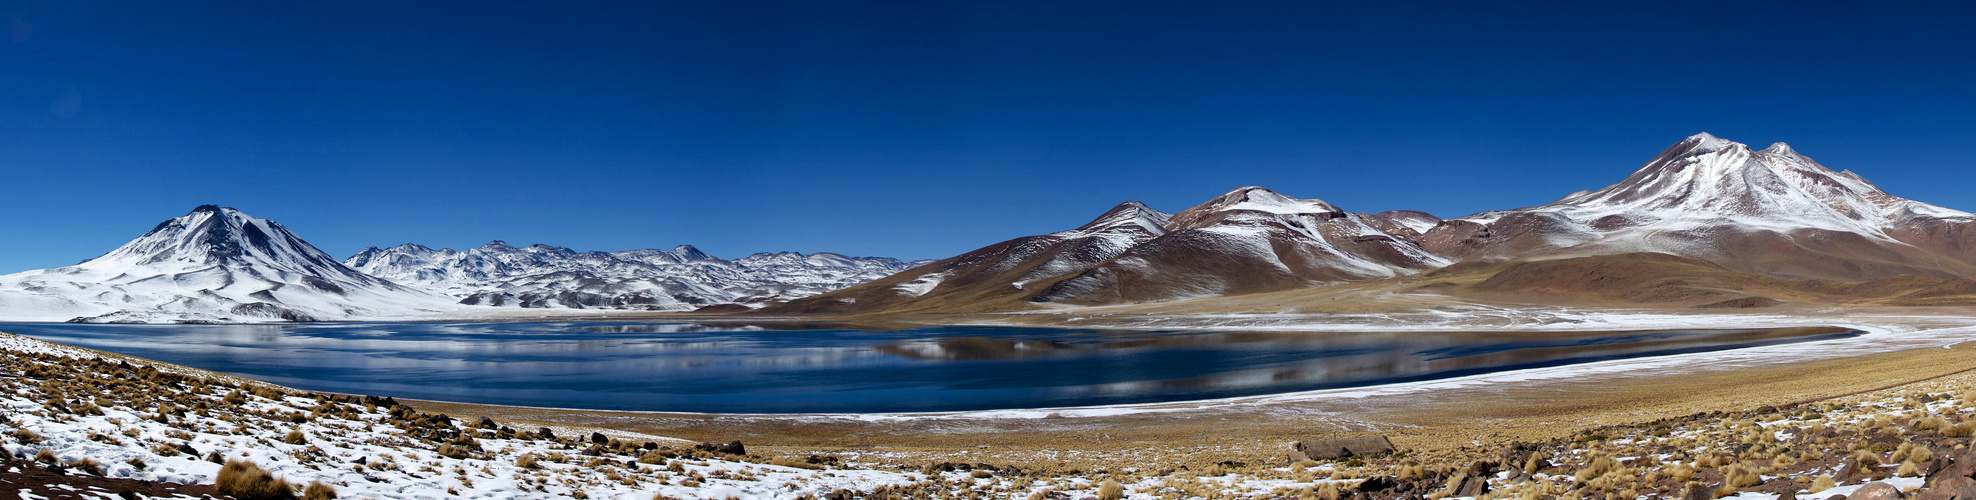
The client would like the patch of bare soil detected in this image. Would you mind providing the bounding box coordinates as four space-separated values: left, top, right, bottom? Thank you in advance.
0 461 221 499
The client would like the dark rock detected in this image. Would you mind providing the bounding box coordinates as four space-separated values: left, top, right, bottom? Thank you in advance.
537 427 555 439
591 432 609 444
1453 475 1488 498
1287 436 1397 462
1684 485 1716 500
579 446 603 457
643 442 658 450
1920 477 1976 500
1853 482 1904 500
1937 450 1976 482
1356 476 1395 493
477 416 497 429
353 456 367 465
174 443 198 457
718 440 746 455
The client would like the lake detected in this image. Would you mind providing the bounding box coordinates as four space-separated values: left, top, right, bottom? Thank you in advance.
0 321 1856 413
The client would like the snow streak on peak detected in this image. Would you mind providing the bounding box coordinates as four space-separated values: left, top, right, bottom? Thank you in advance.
1069 201 1174 236
1192 186 1343 217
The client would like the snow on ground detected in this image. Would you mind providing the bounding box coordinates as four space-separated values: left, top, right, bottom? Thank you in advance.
0 333 942 499
7 308 1976 499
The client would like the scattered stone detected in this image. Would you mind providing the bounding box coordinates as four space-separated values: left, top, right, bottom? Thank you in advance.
590 432 608 444
173 442 197 457
1287 436 1396 462
1853 482 1904 500
477 416 497 429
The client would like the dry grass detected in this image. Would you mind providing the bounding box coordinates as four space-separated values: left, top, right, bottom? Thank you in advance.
768 456 822 470
1096 479 1125 500
216 459 296 500
302 481 337 500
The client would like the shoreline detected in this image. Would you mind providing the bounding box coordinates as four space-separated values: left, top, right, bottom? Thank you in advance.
6 308 1976 498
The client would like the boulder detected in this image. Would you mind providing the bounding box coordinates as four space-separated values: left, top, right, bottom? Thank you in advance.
1453 475 1489 497
1287 436 1396 462
1853 482 1905 500
1936 450 1976 483
1921 477 1976 500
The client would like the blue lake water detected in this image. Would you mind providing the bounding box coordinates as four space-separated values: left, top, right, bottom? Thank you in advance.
0 321 1855 413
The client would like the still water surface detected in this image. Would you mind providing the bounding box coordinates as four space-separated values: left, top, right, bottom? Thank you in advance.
0 322 1855 413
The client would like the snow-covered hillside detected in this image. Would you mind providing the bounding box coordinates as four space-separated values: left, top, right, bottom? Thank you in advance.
1032 187 1449 304
0 206 461 323
1420 133 1976 280
769 189 1451 313
344 242 930 310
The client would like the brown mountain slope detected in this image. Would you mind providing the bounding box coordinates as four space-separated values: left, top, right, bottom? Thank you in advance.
759 202 1172 315
1433 252 1976 308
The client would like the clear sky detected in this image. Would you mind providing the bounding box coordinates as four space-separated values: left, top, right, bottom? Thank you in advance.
3 1 1974 273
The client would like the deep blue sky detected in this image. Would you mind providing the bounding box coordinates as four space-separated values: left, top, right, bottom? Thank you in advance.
3 1 1974 273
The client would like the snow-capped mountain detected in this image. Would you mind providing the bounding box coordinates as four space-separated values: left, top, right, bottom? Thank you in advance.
1031 187 1449 304
1421 133 1976 281
769 188 1448 313
343 241 930 310
0 206 461 323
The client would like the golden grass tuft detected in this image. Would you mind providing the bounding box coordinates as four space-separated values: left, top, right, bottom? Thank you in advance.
302 481 337 500
1575 456 1620 482
1898 460 1921 477
1812 476 1838 492
769 457 823 470
1911 445 1935 463
70 457 104 475
1096 479 1125 500
216 459 296 500
1315 481 1342 500
1856 450 1883 469
283 430 307 445
514 453 540 469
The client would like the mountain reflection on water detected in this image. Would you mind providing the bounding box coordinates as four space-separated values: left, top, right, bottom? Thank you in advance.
0 322 1855 413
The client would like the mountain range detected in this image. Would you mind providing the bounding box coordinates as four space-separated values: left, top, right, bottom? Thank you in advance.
343 242 928 310
770 133 1976 314
0 207 927 323
5 133 1970 323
